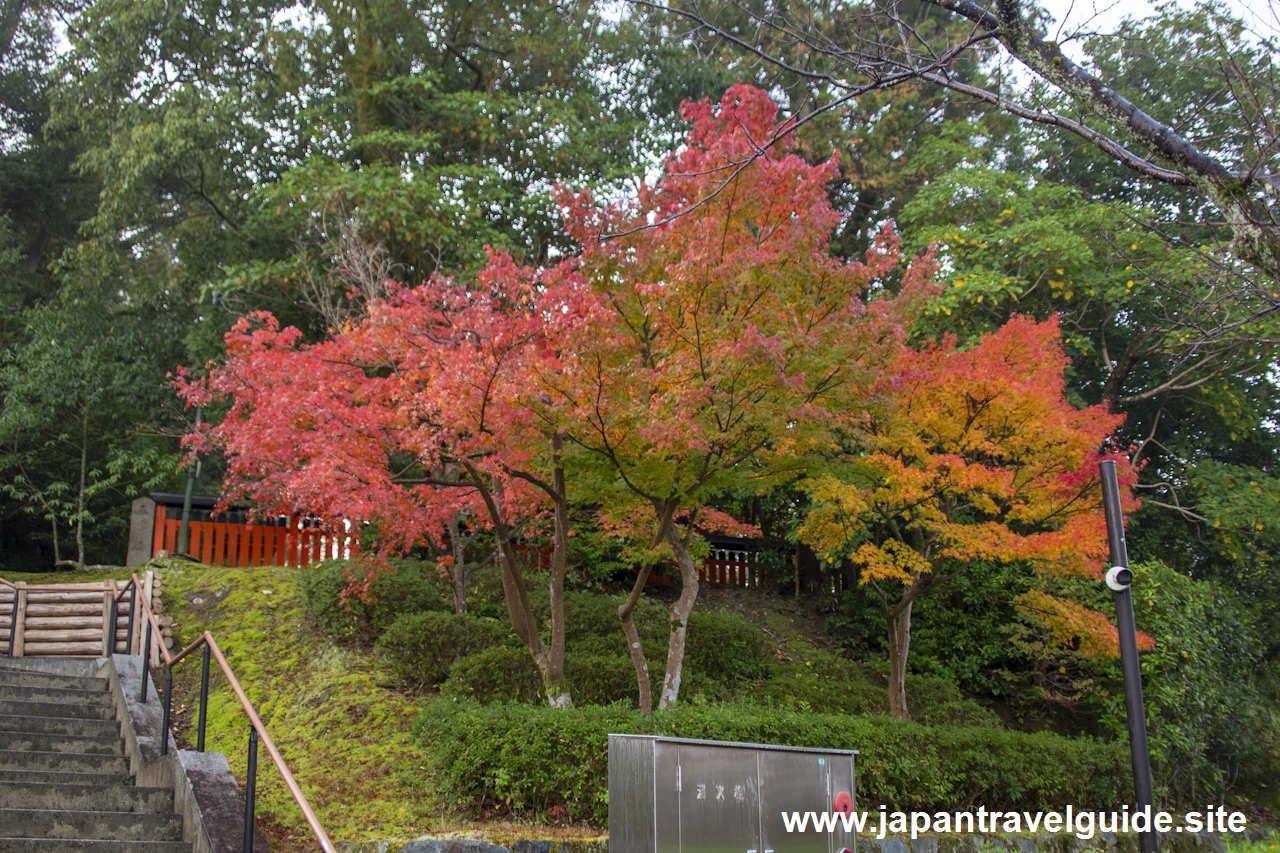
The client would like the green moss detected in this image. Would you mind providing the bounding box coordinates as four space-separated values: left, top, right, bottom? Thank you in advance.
158 558 437 842
2 567 135 585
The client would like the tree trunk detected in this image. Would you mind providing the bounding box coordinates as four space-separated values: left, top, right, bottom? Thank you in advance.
794 543 800 599
885 597 914 719
542 433 572 709
463 455 572 709
75 412 87 570
49 515 61 567
447 515 468 614
658 522 700 711
619 563 655 715
618 501 678 715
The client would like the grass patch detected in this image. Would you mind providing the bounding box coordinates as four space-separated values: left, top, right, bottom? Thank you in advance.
156 558 438 846
1226 832 1280 853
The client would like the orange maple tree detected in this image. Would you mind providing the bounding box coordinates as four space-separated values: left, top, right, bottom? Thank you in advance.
798 315 1141 719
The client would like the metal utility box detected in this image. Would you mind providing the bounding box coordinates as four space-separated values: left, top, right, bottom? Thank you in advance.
608 734 857 853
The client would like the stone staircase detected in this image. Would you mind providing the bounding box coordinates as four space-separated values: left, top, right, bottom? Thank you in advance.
0 659 191 852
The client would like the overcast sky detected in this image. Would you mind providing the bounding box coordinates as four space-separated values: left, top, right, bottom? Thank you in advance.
1039 0 1278 46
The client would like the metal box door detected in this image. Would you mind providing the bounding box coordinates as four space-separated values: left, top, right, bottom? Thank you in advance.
758 750 853 853
656 740 763 853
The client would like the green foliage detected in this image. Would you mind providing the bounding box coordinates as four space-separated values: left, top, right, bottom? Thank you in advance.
438 597 770 707
1224 831 1280 853
1187 461 1280 656
298 558 448 644
441 645 544 704
374 611 509 690
565 653 653 707
684 609 770 685
416 699 1130 824
756 644 883 715
826 561 1032 698
1005 560 1278 802
1105 561 1276 802
0 291 186 568
441 646 658 707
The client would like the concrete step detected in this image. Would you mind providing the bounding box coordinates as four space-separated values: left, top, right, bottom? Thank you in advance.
0 750 129 775
0 841 191 852
0 808 184 841
0 685 114 708
0 670 108 693
0 733 122 756
0 769 129 786
0 700 115 721
0 714 119 738
0 782 172 813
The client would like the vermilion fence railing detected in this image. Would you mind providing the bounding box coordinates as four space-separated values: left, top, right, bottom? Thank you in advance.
151 501 760 585
151 505 350 569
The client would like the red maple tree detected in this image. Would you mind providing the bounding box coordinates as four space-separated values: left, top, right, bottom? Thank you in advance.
502 84 941 712
178 256 586 706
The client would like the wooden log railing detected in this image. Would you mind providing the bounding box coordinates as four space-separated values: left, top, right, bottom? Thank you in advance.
119 574 336 853
0 575 167 658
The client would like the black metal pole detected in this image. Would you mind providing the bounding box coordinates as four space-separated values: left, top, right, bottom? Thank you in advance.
109 595 118 656
125 585 136 655
244 725 259 853
8 592 19 656
161 667 174 755
140 625 151 703
197 644 211 752
1100 460 1157 853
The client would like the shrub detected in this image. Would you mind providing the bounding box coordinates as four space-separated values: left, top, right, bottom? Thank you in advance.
441 646 544 703
566 653 657 706
560 592 668 658
913 699 1002 728
375 612 509 690
414 699 1130 824
442 645 660 708
684 610 770 685
756 648 884 714
299 558 449 643
905 674 1000 728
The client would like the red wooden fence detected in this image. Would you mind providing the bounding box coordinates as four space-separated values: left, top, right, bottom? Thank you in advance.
151 503 351 569
151 501 758 582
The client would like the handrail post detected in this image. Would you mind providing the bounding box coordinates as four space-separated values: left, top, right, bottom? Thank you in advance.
244 725 259 853
197 643 210 752
161 666 174 755
109 594 119 656
6 592 17 657
140 624 151 703
125 584 136 655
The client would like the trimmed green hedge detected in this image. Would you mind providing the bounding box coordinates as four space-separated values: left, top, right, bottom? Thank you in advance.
375 612 509 690
414 700 1131 824
299 558 448 643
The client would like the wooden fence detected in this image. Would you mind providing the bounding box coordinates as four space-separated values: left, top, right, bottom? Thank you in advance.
152 503 350 569
149 501 760 585
0 571 170 662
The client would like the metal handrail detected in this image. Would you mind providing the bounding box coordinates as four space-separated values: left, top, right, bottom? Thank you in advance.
10 573 337 845
115 574 336 853
1 573 336 851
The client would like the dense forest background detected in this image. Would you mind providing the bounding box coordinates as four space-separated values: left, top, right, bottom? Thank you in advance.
1 0 1278 809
